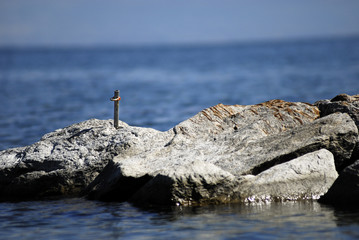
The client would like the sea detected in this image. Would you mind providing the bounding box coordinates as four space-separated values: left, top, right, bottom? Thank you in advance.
1 36 359 239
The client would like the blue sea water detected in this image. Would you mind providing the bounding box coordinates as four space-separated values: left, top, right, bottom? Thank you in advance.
1 37 359 239
0 199 359 240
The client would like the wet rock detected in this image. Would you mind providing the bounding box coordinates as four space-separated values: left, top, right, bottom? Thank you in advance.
237 149 338 203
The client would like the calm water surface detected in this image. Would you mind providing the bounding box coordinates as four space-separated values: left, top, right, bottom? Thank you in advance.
1 37 359 239
1 198 359 240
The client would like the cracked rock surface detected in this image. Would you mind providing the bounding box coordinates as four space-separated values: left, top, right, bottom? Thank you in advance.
1 96 358 205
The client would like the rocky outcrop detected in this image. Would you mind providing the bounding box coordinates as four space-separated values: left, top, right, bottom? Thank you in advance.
86 112 356 205
1 96 359 206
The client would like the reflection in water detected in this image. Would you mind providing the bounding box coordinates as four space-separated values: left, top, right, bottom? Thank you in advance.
1 198 356 239
331 205 359 239
139 201 341 239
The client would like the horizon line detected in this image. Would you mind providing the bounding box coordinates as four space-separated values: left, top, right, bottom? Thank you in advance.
1 33 358 50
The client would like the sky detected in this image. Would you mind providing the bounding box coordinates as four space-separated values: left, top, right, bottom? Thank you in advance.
0 0 359 47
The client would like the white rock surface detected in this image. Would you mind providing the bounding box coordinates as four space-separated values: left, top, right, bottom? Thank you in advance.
237 149 338 203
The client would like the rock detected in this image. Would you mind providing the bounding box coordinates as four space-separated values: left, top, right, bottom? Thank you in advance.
0 119 171 200
172 100 319 141
237 149 338 203
315 93 359 163
319 159 359 206
84 101 318 200
118 150 337 206
131 160 240 206
315 93 359 126
1 100 320 201
213 112 357 175
313 93 359 206
1 98 358 204
86 106 357 205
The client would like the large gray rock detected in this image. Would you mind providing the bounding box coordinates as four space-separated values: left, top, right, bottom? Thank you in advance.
237 149 338 203
127 150 338 206
1 100 320 201
131 160 240 206
1 98 358 204
0 119 170 200
87 108 357 205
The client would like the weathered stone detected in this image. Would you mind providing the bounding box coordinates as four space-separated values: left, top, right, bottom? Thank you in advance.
86 109 357 205
315 93 359 126
129 160 239 206
243 112 358 174
0 119 171 200
172 100 319 141
315 93 359 164
88 147 339 206
112 150 337 206
237 149 338 203
319 159 359 206
1 98 357 205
